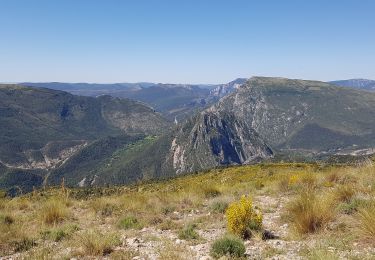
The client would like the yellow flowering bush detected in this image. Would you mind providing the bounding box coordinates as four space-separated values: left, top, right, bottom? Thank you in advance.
226 196 262 238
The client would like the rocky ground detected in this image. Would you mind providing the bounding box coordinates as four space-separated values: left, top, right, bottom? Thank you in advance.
1 163 375 259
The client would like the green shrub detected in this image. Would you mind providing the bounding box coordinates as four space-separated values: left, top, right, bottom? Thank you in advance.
178 223 199 240
118 216 142 230
42 229 66 242
210 234 245 259
226 196 262 238
210 200 229 214
41 225 79 242
338 198 366 214
161 205 175 215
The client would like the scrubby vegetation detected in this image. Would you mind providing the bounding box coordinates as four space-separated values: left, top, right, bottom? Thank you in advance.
210 234 246 258
0 162 374 258
118 215 142 230
178 223 200 240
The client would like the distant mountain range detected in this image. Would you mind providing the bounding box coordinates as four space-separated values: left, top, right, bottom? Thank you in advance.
2 77 375 195
330 79 375 91
20 79 246 121
21 78 374 121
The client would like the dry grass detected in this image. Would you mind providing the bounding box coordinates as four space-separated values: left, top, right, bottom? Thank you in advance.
74 230 120 256
40 199 69 225
332 185 356 203
0 162 374 258
287 191 335 235
157 240 194 260
356 203 375 243
90 197 117 217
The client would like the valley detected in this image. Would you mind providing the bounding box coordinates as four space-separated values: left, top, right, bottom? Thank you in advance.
1 77 375 196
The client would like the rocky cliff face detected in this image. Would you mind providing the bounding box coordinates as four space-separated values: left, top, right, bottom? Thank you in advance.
168 106 273 174
209 78 247 98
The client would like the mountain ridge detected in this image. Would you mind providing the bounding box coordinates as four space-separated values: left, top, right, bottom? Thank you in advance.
330 78 375 91
2 77 375 194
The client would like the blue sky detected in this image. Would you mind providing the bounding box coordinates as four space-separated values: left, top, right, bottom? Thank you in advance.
0 0 374 84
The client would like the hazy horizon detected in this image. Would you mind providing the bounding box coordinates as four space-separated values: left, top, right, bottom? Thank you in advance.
2 76 375 86
1 0 374 84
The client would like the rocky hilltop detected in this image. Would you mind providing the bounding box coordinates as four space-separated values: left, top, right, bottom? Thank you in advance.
165 76 375 175
213 77 375 153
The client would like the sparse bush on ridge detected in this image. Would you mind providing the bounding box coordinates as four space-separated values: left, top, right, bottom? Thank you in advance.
210 234 245 259
226 196 262 238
